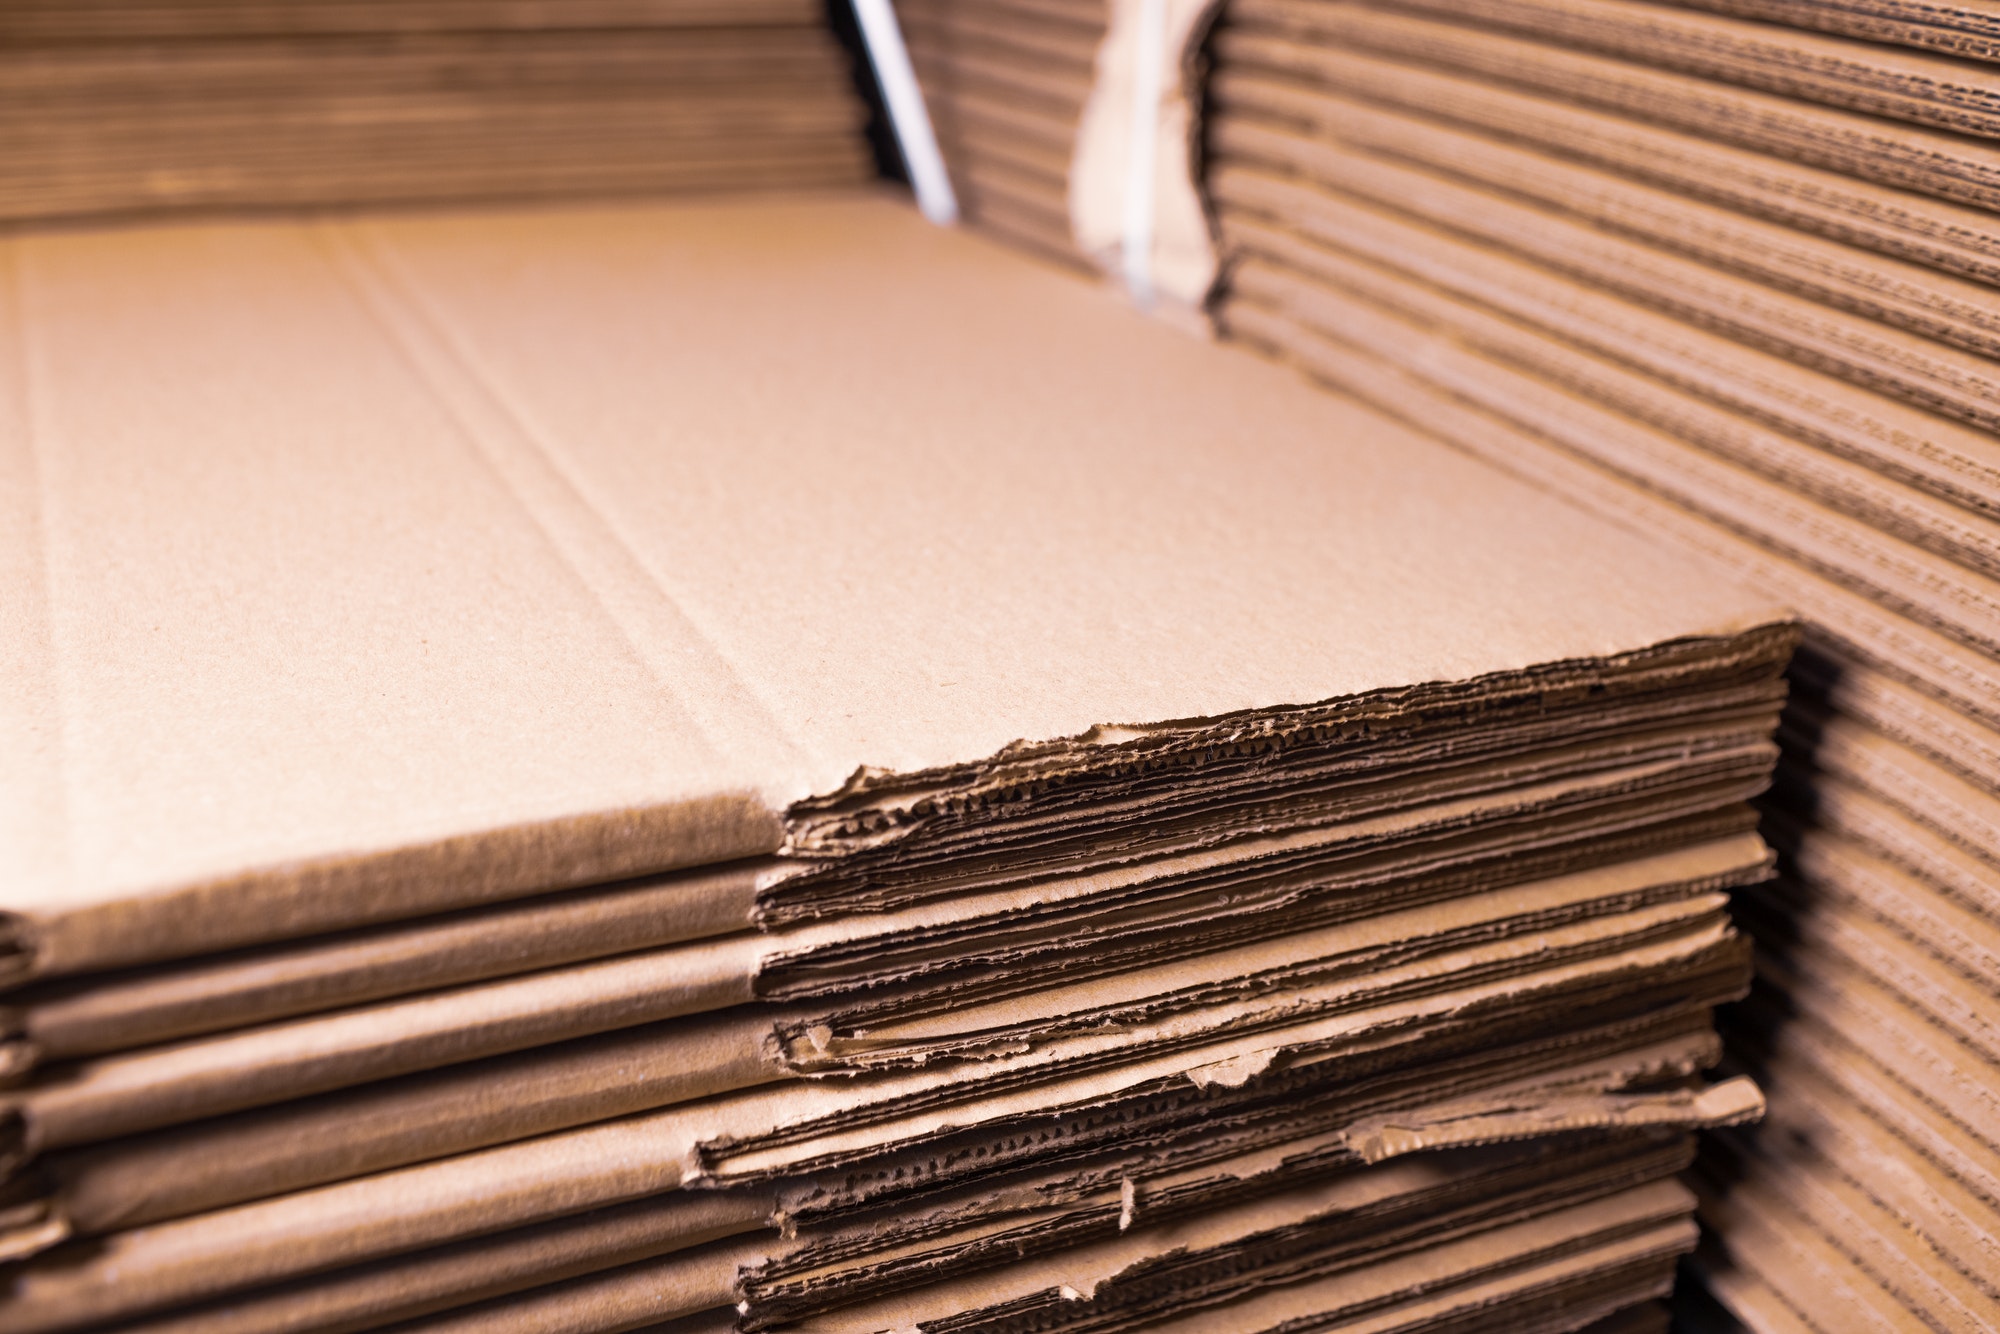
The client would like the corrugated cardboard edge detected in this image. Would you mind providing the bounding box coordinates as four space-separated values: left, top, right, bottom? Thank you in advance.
1342 1077 1765 1164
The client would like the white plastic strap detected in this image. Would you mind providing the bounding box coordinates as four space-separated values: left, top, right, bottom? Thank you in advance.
1120 0 1168 306
853 0 959 226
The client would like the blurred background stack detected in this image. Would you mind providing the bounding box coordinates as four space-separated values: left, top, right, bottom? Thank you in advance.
897 0 1106 265
0 0 872 224
1199 1 2000 1328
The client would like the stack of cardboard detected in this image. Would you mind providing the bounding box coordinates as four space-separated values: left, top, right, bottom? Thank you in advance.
0 0 872 226
1202 1 2000 1327
0 193 1794 1331
897 0 1107 264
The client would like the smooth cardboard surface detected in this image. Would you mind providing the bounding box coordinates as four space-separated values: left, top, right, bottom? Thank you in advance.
0 191 1788 980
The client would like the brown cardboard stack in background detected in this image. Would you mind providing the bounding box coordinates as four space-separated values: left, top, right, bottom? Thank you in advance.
897 0 1107 265
1201 1 2000 1327
0 188 1798 1331
0 0 871 225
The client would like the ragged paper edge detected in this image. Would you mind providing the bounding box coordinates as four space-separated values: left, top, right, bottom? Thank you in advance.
776 625 1797 872
1341 1075 1766 1165
0 1172 65 1266
1069 0 1226 322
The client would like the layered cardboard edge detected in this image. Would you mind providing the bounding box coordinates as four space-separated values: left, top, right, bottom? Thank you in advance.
0 623 1791 989
2 1011 1753 1332
0 793 784 989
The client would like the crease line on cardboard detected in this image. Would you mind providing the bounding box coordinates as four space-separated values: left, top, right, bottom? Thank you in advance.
0 241 72 987
314 221 805 821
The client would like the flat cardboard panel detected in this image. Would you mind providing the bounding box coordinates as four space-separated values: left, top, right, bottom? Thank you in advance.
0 192 1787 978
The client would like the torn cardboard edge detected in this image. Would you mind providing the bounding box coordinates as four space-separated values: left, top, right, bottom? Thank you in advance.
1 831 1768 1210
0 663 1785 1116
0 916 1756 1324
11 1044 1752 1333
3 749 1761 1075
0 623 1790 989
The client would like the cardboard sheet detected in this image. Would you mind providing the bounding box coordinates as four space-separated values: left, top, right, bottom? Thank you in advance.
0 685 1783 1153
1209 78 2000 445
489 1137 1693 1333
1216 235 1999 648
7 858 771 1061
0 9 1842 1330
1217 293 2000 727
0 192 1788 981
35 960 1730 1242
0 3 826 40
91 1092 1720 1333
0 678 1784 1070
0 169 1800 1330
1216 151 2000 470
0 84 1818 1332
1387 0 2000 137
108 1194 769 1334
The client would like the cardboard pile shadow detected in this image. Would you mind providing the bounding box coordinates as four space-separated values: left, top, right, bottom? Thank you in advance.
1201 0 2000 1327
0 0 872 226
0 193 1791 1331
